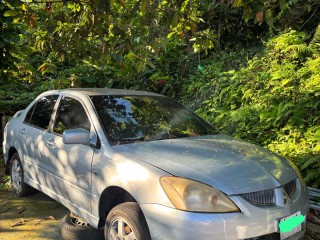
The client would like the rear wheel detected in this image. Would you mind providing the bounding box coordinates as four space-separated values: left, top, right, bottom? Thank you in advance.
105 202 151 240
10 153 35 197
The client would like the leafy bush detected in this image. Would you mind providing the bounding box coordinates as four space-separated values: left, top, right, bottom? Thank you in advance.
184 30 320 188
0 176 11 192
0 148 11 191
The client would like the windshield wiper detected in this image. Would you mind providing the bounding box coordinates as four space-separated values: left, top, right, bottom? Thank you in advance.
111 136 145 144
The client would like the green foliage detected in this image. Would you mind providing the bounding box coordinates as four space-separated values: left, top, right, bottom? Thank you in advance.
233 0 320 32
311 25 320 46
53 62 115 88
1 0 320 188
1 0 218 110
0 175 11 191
184 30 320 188
0 147 10 191
0 0 24 80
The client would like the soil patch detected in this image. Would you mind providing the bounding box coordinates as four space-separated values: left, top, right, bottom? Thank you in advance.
0 190 68 240
0 165 68 240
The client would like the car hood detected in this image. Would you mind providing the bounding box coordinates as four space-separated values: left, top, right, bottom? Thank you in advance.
112 134 297 195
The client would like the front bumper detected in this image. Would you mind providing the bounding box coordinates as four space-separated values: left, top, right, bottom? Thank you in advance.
141 187 309 240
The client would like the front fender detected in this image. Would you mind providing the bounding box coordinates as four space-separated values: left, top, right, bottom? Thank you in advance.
91 148 174 218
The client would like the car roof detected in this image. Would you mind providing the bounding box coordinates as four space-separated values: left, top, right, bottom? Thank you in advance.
43 88 164 97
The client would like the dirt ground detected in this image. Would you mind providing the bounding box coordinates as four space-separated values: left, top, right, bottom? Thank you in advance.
306 210 320 240
0 161 69 240
1 166 320 240
0 190 68 240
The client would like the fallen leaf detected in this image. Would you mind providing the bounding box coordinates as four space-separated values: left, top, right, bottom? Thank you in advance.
12 222 24 227
33 220 42 226
18 207 26 214
20 218 30 223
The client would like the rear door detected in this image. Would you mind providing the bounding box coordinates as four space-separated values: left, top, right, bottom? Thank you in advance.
21 95 59 185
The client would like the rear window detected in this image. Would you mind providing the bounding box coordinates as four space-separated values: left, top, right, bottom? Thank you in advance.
27 95 59 130
24 103 35 123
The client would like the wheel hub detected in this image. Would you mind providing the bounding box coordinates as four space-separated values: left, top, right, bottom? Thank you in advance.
11 160 21 190
109 217 137 240
70 213 90 227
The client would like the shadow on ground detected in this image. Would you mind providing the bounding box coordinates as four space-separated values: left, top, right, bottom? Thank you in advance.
0 189 68 240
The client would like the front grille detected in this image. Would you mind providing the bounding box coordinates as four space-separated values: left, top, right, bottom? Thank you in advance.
283 179 296 198
240 188 275 206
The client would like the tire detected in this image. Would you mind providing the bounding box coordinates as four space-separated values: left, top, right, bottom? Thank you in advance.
10 153 35 197
61 213 104 240
105 202 151 240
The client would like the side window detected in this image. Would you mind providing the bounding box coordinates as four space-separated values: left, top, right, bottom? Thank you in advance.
24 103 36 124
53 96 91 135
29 95 59 130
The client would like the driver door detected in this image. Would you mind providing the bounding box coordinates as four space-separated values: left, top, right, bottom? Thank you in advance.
43 95 94 211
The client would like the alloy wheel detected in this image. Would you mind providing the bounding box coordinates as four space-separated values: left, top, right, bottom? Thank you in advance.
108 217 137 240
11 160 22 191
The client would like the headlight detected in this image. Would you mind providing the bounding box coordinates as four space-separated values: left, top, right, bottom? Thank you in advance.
291 162 305 188
160 176 240 213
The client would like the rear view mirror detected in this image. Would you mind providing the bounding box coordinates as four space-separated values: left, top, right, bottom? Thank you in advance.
63 128 90 145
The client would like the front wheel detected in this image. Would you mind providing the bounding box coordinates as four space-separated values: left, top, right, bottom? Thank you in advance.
10 153 35 197
105 202 151 240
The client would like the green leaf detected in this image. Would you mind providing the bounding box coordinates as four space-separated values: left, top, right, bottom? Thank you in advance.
281 79 290 86
264 9 274 26
265 9 272 20
180 0 189 13
167 32 175 39
307 5 312 12
21 4 27 11
136 62 145 73
147 60 155 69
197 65 204 72
244 12 254 23
279 0 286 10
38 62 57 75
233 0 243 7
193 43 201 52
4 10 18 17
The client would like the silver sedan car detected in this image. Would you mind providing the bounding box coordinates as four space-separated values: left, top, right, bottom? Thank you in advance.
3 88 309 240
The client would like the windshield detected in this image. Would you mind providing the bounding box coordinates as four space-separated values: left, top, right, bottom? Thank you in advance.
91 95 216 145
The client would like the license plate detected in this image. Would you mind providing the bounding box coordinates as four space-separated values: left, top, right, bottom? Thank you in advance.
279 211 305 240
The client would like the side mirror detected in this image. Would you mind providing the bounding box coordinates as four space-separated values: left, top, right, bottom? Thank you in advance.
63 128 90 145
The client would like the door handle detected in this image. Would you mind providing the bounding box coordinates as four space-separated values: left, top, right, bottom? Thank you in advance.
46 139 56 147
19 128 26 134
